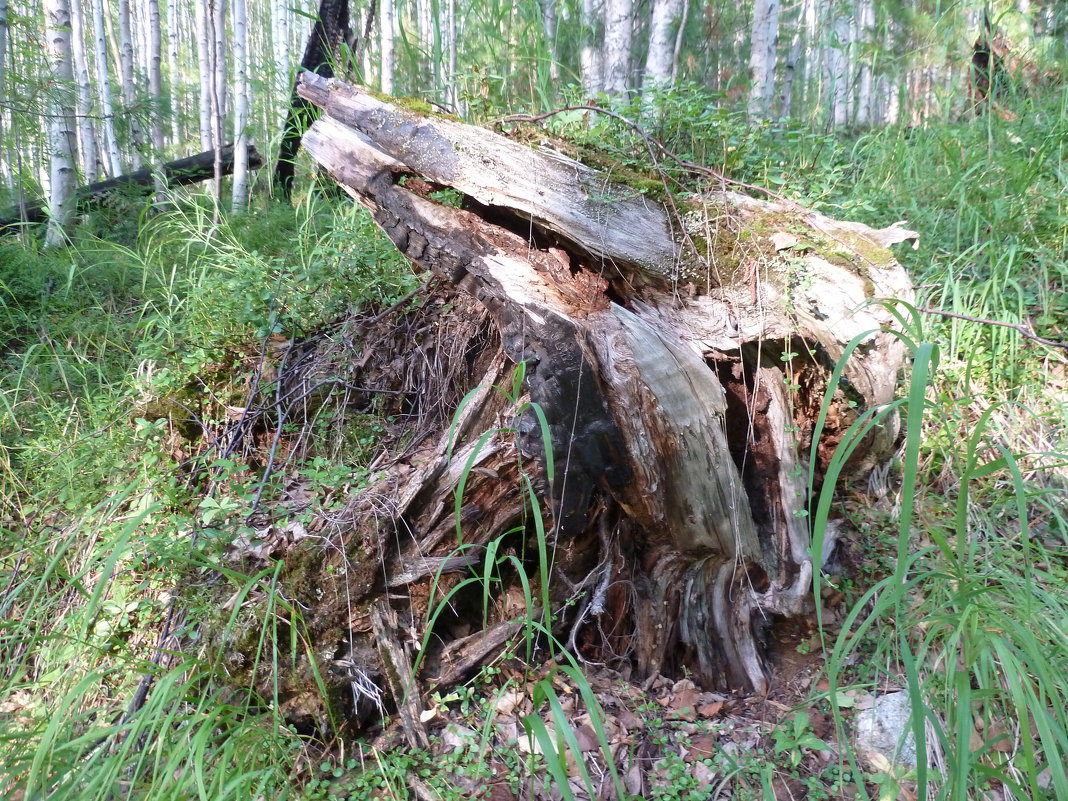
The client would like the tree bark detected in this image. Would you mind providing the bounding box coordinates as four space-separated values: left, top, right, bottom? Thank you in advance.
747 0 780 120
231 0 250 211
117 0 144 168
90 0 122 176
0 144 263 235
644 0 681 89
602 0 633 94
69 0 100 182
43 0 78 246
233 73 916 720
147 0 164 154
580 0 604 96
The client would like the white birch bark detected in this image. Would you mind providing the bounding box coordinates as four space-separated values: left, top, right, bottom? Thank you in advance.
746 0 780 119
147 0 163 153
210 0 226 201
414 0 432 87
195 0 213 150
117 0 143 167
68 0 100 181
232 0 249 211
44 0 78 245
853 0 873 125
823 3 850 127
0 0 8 188
381 0 395 94
91 0 122 175
446 0 458 110
644 0 681 88
272 0 289 117
581 0 604 96
167 0 179 145
670 0 688 83
778 5 805 118
540 0 558 82
602 0 633 94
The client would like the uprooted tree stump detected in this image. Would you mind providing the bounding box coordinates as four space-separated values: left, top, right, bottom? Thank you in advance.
211 73 916 736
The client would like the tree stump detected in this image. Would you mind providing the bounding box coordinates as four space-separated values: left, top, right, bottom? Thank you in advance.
220 74 915 732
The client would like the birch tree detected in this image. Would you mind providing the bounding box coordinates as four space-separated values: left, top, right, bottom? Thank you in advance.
232 0 249 211
273 0 290 123
147 0 163 153
69 0 100 181
380 0 394 93
117 0 143 167
602 0 633 94
581 0 604 95
1 0 12 189
91 0 122 175
540 0 558 81
747 0 780 119
43 0 78 245
195 0 213 149
644 0 682 88
210 0 228 201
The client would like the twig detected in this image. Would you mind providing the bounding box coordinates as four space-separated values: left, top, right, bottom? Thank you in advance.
916 306 1068 351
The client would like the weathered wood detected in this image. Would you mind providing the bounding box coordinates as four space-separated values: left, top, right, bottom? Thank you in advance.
0 144 264 234
282 74 915 700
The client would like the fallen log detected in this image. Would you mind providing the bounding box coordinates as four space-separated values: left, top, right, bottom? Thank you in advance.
213 73 916 731
0 143 264 235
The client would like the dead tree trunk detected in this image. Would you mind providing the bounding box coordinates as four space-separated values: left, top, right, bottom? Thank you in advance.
218 73 915 730
0 144 263 235
272 0 354 199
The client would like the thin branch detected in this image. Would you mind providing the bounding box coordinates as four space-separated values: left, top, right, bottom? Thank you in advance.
916 306 1068 351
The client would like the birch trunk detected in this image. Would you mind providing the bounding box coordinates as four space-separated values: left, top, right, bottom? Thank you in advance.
853 0 873 126
379 0 394 94
644 0 681 88
746 0 780 119
44 0 78 245
824 3 850 127
117 0 143 167
446 0 457 110
580 0 604 96
602 0 632 94
147 0 163 153
69 0 100 181
210 0 227 202
0 0 8 188
232 0 249 211
166 0 178 144
778 1 805 118
273 0 290 121
91 0 122 175
540 0 558 82
195 0 213 150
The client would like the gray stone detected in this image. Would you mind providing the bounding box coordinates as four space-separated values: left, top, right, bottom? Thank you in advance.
854 691 918 770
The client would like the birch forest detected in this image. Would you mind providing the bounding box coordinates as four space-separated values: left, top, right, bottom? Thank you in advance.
1 0 1067 799
1 0 1065 229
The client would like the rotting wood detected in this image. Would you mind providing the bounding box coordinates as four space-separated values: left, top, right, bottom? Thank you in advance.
0 143 263 234
217 73 915 726
371 599 430 750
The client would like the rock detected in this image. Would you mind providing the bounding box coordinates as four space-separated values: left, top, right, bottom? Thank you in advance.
854 691 918 770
